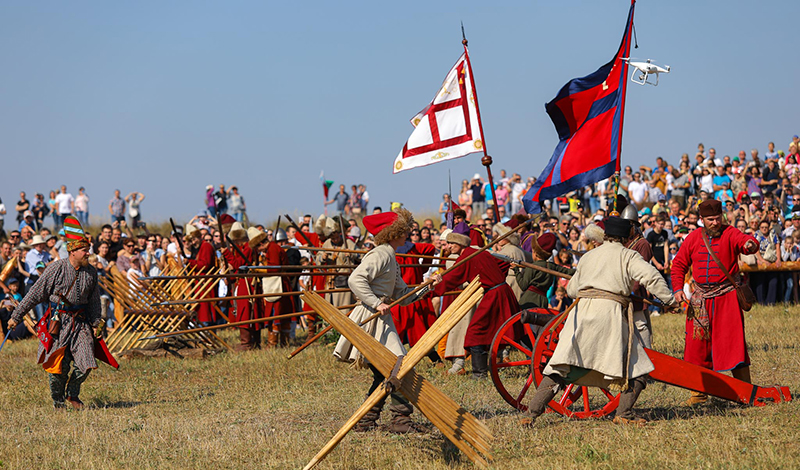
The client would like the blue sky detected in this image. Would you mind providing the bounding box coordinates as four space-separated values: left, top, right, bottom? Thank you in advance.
1 1 798 225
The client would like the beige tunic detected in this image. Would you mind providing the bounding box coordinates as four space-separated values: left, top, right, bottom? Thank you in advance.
317 238 357 307
333 244 415 363
543 241 675 387
496 243 532 301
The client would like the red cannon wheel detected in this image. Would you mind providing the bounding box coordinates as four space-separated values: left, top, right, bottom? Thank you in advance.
531 314 620 419
489 309 556 412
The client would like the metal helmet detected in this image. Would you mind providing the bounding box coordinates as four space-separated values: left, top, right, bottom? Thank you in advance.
274 228 288 242
620 203 640 225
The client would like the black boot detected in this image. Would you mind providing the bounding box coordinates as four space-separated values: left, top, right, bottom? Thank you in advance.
613 376 647 424
470 346 489 379
521 375 563 427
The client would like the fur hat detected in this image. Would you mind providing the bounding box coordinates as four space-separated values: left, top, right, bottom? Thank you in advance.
247 227 268 248
184 224 200 242
493 223 520 246
446 221 471 247
363 212 398 236
373 208 414 246
531 232 556 259
228 221 248 241
314 215 338 237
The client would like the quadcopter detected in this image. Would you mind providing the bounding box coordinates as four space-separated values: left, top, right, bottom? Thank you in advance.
621 58 670 86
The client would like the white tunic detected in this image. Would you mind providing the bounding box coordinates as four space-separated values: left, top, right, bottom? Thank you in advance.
543 241 675 387
333 244 415 363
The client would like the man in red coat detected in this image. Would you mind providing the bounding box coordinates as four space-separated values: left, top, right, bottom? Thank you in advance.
183 225 218 326
431 221 520 379
223 222 263 351
671 199 759 405
253 227 295 347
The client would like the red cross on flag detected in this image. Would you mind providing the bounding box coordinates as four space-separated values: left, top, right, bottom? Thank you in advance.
393 52 484 173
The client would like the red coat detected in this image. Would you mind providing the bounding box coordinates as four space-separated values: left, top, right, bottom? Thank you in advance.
432 247 520 348
391 243 437 347
223 243 264 328
261 242 294 319
185 241 217 323
670 226 758 371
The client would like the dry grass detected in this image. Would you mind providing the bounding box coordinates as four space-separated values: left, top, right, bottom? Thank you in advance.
1 305 799 470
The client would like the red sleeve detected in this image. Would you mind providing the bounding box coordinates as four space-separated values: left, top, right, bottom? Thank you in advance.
728 227 758 255
670 234 694 293
414 243 437 256
186 242 215 271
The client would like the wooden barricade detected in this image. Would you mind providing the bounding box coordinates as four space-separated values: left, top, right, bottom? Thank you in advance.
101 262 229 354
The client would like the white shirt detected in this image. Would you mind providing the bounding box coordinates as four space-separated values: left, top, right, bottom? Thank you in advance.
700 174 714 193
54 193 74 214
74 194 89 212
627 180 647 203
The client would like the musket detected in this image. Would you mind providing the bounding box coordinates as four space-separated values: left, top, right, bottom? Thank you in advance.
138 305 357 341
169 218 185 254
140 270 347 282
212 196 228 248
225 235 249 263
491 252 667 310
299 245 448 261
284 214 314 247
287 215 538 359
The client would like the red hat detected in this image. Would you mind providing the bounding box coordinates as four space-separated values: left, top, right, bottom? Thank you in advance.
363 211 398 236
218 214 236 227
531 232 556 259
698 199 722 217
503 219 520 229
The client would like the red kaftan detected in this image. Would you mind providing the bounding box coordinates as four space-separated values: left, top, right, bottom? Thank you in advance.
432 247 520 348
670 225 758 371
184 241 217 323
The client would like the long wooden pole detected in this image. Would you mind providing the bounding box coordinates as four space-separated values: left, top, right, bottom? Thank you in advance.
139 304 357 340
491 252 665 309
286 217 536 359
298 245 448 260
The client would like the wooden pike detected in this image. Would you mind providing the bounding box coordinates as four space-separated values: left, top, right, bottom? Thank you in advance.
287 216 537 359
491 252 668 310
301 277 490 470
138 303 356 340
300 245 449 260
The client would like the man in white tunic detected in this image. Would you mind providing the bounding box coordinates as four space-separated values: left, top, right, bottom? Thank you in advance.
523 217 677 425
333 209 439 433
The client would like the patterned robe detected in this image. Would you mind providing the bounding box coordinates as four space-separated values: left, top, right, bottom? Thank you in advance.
11 259 101 373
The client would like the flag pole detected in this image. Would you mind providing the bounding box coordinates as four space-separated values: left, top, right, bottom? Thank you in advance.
462 26 501 224
611 0 636 216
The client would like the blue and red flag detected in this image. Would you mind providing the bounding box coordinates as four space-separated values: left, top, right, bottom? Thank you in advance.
523 1 636 214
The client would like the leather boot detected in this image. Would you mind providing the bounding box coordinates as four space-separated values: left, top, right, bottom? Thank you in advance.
520 375 562 427
354 397 385 432
613 377 647 425
236 328 252 352
251 328 262 349
732 366 751 384
307 320 317 337
266 330 279 349
683 390 708 406
470 346 489 379
389 403 428 433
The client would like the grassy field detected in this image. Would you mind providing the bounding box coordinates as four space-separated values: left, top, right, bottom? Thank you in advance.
1 305 798 470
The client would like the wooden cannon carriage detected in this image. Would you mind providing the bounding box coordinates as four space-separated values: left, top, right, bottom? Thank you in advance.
489 308 792 418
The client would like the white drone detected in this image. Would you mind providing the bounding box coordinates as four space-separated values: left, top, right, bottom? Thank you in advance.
621 58 670 86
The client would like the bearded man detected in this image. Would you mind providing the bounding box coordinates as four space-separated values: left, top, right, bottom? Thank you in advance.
670 199 759 405
7 216 103 410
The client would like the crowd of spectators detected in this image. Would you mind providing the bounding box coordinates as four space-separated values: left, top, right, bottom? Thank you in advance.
4 135 800 337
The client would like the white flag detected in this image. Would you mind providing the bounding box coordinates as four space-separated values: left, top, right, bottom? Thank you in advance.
393 52 484 174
